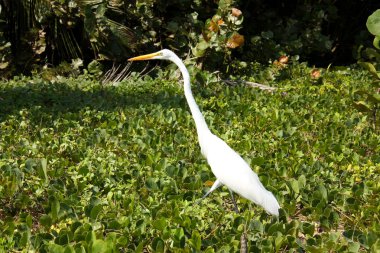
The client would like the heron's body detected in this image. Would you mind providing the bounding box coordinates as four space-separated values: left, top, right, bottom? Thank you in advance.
128 49 280 216
201 132 279 215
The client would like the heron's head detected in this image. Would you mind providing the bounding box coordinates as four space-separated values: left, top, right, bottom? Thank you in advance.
128 49 177 62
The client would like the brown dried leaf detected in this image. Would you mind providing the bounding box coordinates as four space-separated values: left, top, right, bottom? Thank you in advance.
226 34 244 48
311 69 321 79
208 20 219 32
204 180 214 187
279 55 289 64
231 7 242 17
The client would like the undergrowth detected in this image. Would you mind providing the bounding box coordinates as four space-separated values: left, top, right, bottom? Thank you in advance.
0 63 379 252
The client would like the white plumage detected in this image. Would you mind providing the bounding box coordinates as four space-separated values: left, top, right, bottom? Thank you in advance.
202 133 279 215
128 49 280 216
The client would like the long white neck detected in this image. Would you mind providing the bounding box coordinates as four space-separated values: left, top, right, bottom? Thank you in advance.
170 56 211 137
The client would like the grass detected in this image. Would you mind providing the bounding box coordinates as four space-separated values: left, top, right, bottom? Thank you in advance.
0 63 379 252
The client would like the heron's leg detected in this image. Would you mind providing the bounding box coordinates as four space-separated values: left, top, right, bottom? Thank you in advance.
195 179 223 205
229 189 240 213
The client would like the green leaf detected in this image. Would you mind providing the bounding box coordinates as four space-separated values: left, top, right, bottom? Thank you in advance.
286 220 300 237
86 231 97 245
167 21 179 32
50 197 60 221
146 177 159 190
152 237 165 252
40 214 52 228
135 241 145 253
19 230 31 247
153 218 167 231
275 235 284 251
368 93 380 103
374 36 380 50
289 179 299 194
117 236 129 246
193 40 209 57
267 223 283 235
367 10 380 36
189 230 201 250
64 245 76 253
298 175 306 189
71 58 83 70
92 239 113 253
348 242 360 252
353 101 372 112
75 246 86 253
88 60 103 75
0 61 9 69
204 247 215 253
302 222 315 237
48 243 65 253
318 185 328 201
371 239 380 252
90 204 103 220
172 228 185 248
95 3 107 18
40 158 48 184
358 62 380 79
364 48 380 60
251 157 265 166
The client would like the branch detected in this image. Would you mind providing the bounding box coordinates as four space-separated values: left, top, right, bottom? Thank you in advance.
222 79 277 92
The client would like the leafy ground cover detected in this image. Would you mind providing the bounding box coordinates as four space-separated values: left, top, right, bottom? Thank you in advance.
0 63 379 252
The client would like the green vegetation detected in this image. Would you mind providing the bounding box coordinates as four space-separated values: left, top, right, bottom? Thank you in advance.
354 9 380 130
1 1 380 252
1 62 379 252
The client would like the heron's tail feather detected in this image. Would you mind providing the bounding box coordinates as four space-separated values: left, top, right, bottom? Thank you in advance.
261 191 280 216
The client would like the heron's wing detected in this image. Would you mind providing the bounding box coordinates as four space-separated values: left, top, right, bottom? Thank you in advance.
204 134 280 215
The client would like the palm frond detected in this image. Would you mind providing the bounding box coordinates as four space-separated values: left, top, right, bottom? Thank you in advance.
58 26 82 59
101 62 158 85
101 61 132 85
106 19 136 48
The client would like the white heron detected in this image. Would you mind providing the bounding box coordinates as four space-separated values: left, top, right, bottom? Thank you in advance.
128 49 280 216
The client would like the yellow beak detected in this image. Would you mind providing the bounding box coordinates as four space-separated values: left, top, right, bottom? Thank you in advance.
128 52 160 61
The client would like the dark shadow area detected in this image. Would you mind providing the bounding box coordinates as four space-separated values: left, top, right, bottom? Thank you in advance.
0 80 187 121
239 0 380 66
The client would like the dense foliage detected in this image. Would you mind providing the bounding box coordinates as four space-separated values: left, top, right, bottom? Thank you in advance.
1 1 380 252
0 62 379 251
354 9 380 130
1 0 379 77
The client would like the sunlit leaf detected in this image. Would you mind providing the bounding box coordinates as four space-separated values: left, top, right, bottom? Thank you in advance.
92 239 113 253
189 230 202 250
0 61 9 69
367 9 380 36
